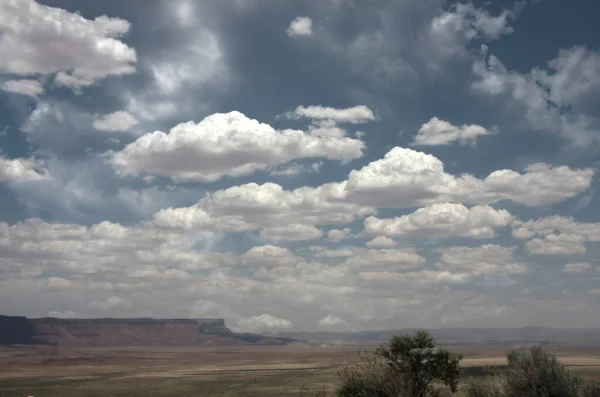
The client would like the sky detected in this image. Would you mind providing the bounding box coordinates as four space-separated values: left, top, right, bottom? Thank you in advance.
0 0 600 333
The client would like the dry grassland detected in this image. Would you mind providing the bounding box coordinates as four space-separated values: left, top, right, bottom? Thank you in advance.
1 345 599 397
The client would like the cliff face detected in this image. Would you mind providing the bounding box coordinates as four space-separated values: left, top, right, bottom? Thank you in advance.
0 316 291 347
0 315 41 345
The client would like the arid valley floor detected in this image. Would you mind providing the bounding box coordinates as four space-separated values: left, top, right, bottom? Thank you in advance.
2 345 600 397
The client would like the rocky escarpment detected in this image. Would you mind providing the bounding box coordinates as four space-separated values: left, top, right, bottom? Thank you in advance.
0 315 294 346
0 315 46 345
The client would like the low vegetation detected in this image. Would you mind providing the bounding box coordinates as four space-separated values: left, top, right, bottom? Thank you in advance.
315 331 600 397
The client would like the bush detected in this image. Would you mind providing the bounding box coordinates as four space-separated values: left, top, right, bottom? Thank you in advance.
466 374 508 397
581 379 600 397
335 331 462 397
375 330 463 397
503 346 580 397
336 351 408 397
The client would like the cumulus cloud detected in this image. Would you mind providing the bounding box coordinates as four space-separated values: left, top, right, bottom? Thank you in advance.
0 156 49 181
109 111 365 182
0 218 217 279
153 182 375 231
327 228 352 243
366 236 397 248
243 245 299 267
93 111 139 133
412 117 493 146
339 147 594 208
47 310 77 318
343 248 425 272
286 16 313 37
89 296 129 310
436 245 525 276
45 277 72 290
236 314 293 332
260 224 323 242
307 120 348 138
513 215 600 254
284 105 375 124
1 79 44 98
0 0 136 89
363 203 513 239
564 262 593 274
152 148 592 236
190 300 233 319
512 216 600 241
318 315 349 330
525 233 587 255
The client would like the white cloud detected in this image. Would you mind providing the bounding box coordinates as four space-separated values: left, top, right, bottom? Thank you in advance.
327 228 351 243
343 248 425 272
89 296 129 310
412 117 493 146
93 111 139 133
512 216 600 241
0 0 136 89
363 203 513 239
534 46 600 113
243 245 299 267
525 233 587 255
472 47 600 148
366 236 397 248
190 299 233 319
153 182 375 231
260 224 323 242
270 161 323 176
564 262 593 274
513 215 600 255
0 218 217 279
339 147 594 208
285 105 375 124
236 314 293 332
318 315 349 330
109 111 364 182
45 277 72 290
48 310 77 318
423 2 514 69
1 79 44 98
0 156 49 181
286 16 313 37
308 120 347 138
436 245 525 276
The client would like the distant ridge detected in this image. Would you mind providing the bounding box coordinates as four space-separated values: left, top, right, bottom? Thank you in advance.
266 326 600 347
0 315 295 346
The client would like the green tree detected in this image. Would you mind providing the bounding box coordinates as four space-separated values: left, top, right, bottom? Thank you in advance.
375 330 463 397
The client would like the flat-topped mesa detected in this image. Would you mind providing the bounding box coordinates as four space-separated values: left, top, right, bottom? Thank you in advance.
0 315 39 345
0 315 293 346
196 319 231 335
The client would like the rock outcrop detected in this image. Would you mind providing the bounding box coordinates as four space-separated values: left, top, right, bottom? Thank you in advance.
0 315 293 346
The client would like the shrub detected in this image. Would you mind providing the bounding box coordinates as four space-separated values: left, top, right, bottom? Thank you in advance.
336 351 407 397
466 373 508 397
503 346 580 397
581 379 600 397
375 330 463 397
335 331 462 397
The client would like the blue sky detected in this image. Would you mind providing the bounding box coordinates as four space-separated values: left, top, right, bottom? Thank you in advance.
1 0 599 332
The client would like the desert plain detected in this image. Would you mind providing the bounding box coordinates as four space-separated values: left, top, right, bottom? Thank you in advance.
2 344 600 397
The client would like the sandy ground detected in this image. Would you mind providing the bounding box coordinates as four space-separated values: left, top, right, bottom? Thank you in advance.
1 345 599 397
